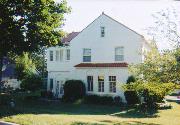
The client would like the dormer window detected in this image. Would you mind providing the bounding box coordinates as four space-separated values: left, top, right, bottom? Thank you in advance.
101 26 105 37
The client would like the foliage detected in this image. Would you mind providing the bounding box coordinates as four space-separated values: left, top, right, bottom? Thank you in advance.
0 0 70 81
124 91 140 105
129 46 180 83
123 82 177 107
20 74 43 91
15 52 36 80
126 75 136 84
41 90 53 99
147 7 180 48
63 80 86 102
84 95 123 105
0 93 11 105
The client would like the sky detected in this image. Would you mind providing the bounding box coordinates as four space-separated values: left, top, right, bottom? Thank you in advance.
56 0 180 49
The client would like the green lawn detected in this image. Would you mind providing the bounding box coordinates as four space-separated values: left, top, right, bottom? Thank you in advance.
0 99 180 125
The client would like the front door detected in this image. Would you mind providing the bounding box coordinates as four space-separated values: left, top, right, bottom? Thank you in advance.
59 81 64 98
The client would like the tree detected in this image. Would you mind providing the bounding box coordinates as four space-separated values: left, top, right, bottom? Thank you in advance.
15 52 36 80
129 46 180 83
0 0 70 83
147 7 180 49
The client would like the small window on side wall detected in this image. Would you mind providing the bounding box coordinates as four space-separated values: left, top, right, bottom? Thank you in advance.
50 79 53 90
101 26 105 37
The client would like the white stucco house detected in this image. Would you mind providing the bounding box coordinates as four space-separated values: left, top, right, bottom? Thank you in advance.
47 13 151 102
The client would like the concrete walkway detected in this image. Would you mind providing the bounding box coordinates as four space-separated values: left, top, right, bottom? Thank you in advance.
0 121 18 125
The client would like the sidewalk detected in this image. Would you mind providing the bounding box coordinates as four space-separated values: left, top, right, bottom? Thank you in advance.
0 121 19 125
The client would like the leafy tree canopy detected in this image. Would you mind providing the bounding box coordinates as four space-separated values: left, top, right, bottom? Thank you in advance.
0 0 70 81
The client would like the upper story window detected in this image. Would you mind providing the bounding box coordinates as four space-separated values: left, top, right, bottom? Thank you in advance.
115 47 124 61
101 26 105 37
66 49 70 61
83 48 91 62
60 49 63 61
56 50 60 61
50 51 53 61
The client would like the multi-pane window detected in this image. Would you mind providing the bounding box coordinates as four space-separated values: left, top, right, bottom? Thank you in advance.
50 51 53 61
115 47 124 61
66 49 70 60
60 49 63 61
56 50 60 61
101 26 105 37
98 76 104 92
50 78 53 90
83 48 91 62
109 76 116 93
87 76 93 91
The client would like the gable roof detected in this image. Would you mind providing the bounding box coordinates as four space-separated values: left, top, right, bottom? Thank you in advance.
65 12 145 44
62 32 80 43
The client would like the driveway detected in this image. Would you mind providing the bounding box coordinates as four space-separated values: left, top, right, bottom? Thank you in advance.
0 121 18 125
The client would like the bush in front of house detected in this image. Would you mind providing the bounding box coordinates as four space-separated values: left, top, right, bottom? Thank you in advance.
124 91 140 105
20 74 43 91
84 95 123 105
63 80 86 102
126 75 136 84
0 93 11 105
41 90 53 99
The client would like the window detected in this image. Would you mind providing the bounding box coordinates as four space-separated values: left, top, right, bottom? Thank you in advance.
115 47 124 61
56 50 59 61
66 49 70 60
60 49 63 61
109 76 116 93
83 48 91 62
87 76 93 91
50 51 53 61
98 76 104 92
50 79 53 90
101 26 105 37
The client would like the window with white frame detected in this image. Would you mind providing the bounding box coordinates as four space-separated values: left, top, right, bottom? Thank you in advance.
60 49 63 61
98 76 104 92
83 48 91 62
115 47 124 61
50 51 53 61
109 76 116 93
56 50 60 61
101 26 105 37
66 49 70 60
87 76 93 91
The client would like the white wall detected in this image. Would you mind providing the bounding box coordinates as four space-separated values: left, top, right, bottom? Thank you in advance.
46 14 150 101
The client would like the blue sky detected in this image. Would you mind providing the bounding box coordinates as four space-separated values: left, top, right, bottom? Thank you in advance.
56 0 180 49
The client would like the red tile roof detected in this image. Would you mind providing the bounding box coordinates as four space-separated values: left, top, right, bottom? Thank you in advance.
74 63 128 68
62 32 80 43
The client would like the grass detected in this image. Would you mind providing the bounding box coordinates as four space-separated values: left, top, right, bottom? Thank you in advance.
1 98 180 125
0 91 180 125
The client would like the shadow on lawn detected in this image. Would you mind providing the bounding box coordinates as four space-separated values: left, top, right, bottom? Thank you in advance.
71 121 160 125
0 100 158 119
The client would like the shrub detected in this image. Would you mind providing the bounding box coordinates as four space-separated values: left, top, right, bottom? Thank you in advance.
84 95 114 105
21 74 43 91
63 80 86 102
126 75 136 84
114 96 123 105
0 93 11 105
41 90 53 99
124 91 140 105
